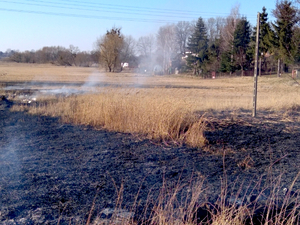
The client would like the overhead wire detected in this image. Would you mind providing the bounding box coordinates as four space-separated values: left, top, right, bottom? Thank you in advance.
6 0 233 16
0 8 180 23
2 0 209 19
0 0 257 23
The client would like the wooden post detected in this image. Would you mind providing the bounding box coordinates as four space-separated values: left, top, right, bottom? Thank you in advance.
277 59 281 77
253 13 260 117
259 56 262 76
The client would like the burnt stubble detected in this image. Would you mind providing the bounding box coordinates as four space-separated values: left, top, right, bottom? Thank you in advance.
1 95 300 224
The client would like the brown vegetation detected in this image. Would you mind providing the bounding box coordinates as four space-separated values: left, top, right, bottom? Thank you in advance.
2 63 300 224
5 63 300 148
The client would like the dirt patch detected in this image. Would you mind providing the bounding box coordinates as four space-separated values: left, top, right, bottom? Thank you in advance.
1 97 300 224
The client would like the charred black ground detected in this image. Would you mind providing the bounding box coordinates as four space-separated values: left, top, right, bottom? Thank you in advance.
1 93 300 224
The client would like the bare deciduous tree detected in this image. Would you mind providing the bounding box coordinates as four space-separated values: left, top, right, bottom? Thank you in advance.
175 21 193 55
137 34 155 57
120 35 136 68
220 4 241 51
97 27 124 72
75 52 92 67
157 24 178 74
206 17 225 45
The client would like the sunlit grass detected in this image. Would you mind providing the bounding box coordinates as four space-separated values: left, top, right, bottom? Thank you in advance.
3 63 300 224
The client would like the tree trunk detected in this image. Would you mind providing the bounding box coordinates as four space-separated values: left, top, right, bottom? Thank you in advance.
277 59 281 77
230 53 233 76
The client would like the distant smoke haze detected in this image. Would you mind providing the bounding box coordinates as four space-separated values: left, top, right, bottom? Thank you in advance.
81 70 107 90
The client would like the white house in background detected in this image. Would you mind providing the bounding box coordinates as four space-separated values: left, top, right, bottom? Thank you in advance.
121 62 129 68
182 51 198 60
182 51 191 59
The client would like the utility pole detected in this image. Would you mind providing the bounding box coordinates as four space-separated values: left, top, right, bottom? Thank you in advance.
259 53 263 76
253 13 260 117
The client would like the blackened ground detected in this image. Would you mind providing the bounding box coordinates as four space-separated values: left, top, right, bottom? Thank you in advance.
1 97 300 224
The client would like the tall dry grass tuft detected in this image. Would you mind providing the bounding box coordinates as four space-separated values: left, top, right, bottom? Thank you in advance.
19 92 207 148
89 173 300 225
207 173 300 225
210 206 249 225
184 117 208 148
148 179 205 225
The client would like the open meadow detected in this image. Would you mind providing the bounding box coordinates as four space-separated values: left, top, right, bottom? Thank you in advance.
1 62 300 224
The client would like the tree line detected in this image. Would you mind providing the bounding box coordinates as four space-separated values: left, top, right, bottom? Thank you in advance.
3 0 300 76
2 46 99 67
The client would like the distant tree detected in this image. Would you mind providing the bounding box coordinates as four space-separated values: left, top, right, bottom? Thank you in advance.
21 50 35 63
292 26 300 64
232 17 252 76
56 47 75 66
218 5 241 75
97 27 124 72
249 7 275 74
187 17 208 75
272 0 299 71
9 51 22 63
259 7 274 55
220 4 240 53
68 45 79 65
90 50 100 64
137 34 155 57
136 35 156 72
175 21 193 55
206 39 222 73
206 17 225 46
220 50 233 73
204 17 225 73
0 50 13 60
75 51 93 67
156 24 178 74
120 35 137 69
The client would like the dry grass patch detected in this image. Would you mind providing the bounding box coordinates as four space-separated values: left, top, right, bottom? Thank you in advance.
92 174 300 225
17 91 208 148
5 63 300 148
9 73 300 148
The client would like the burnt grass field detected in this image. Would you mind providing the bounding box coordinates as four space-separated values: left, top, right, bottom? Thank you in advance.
1 90 300 224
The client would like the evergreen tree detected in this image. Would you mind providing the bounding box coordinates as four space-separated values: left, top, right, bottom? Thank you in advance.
257 7 274 55
248 7 276 74
292 26 300 64
206 39 222 73
272 0 299 66
250 7 276 74
232 17 251 76
187 17 208 76
220 50 234 73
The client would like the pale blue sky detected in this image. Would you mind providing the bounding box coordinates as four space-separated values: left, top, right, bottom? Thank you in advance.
0 0 278 52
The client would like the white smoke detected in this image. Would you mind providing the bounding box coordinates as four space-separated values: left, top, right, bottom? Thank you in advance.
82 70 105 89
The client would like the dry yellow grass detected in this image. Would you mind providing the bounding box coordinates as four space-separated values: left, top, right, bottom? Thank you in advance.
2 62 300 111
4 63 300 147
0 62 98 83
21 92 207 147
91 174 300 225
3 63 300 224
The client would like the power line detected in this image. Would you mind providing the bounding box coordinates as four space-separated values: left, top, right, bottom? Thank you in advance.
10 0 233 16
0 0 258 23
0 8 184 23
2 0 206 19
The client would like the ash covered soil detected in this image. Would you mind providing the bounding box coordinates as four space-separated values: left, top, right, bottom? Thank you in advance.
1 95 300 224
